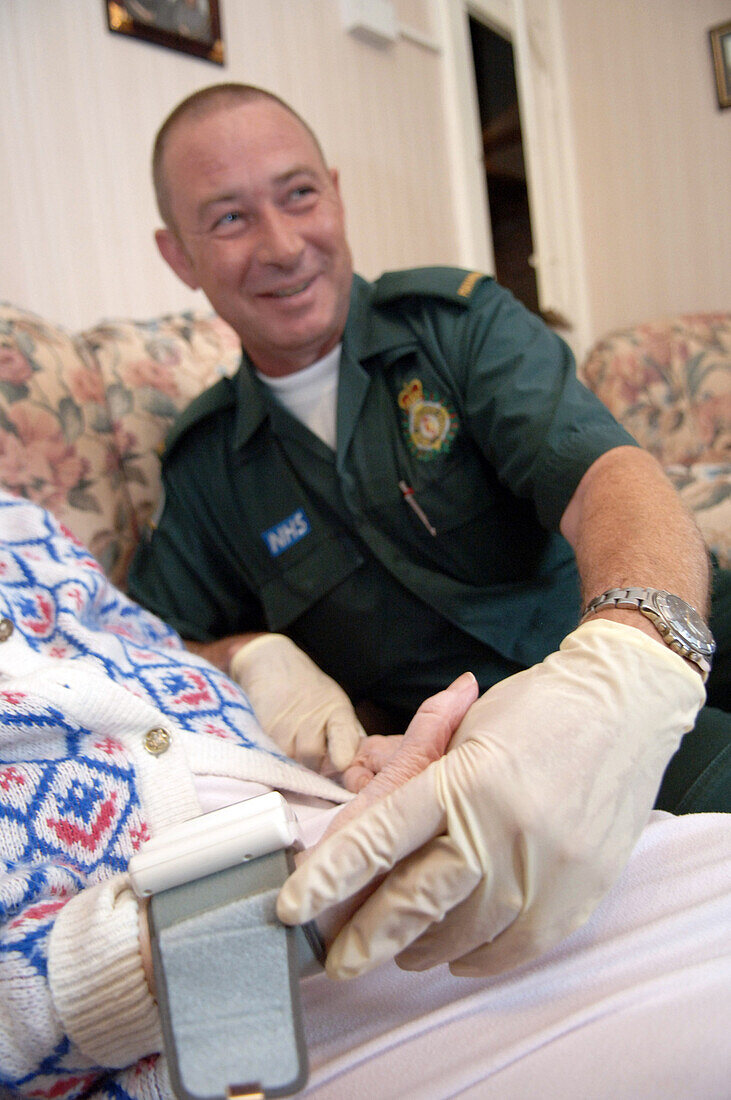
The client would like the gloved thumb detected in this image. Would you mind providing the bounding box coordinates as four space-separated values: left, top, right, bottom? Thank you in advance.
327 711 367 771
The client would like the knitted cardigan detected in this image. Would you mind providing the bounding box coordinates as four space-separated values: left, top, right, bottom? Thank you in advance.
0 491 349 1099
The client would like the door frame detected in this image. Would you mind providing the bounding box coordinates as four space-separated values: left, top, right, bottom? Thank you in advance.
436 0 591 358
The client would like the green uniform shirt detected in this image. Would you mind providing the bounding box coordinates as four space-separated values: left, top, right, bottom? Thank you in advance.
128 269 637 718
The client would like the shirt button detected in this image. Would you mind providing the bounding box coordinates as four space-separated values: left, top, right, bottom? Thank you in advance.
0 618 14 642
144 727 171 755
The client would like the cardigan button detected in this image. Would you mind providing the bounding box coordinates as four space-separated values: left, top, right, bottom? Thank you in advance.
144 727 171 755
0 618 14 642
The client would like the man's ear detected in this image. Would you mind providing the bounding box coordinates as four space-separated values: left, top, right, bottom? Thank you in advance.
329 168 347 219
155 228 200 291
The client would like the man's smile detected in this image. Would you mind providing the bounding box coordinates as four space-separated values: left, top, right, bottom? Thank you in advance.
263 276 317 299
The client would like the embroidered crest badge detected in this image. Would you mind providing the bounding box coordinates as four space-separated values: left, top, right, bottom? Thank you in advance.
398 379 458 460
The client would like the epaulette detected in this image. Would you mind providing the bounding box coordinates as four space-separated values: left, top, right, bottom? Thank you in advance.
372 267 490 308
162 375 237 460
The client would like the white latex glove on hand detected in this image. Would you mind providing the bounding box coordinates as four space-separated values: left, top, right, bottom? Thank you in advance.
277 619 705 978
229 633 366 771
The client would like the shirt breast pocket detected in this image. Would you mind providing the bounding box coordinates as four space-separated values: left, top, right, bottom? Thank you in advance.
256 530 365 632
366 445 546 586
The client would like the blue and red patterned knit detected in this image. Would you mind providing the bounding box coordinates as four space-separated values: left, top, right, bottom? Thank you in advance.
0 491 347 1099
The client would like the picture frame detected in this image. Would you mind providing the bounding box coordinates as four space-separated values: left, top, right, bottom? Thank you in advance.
709 20 731 109
105 1 224 66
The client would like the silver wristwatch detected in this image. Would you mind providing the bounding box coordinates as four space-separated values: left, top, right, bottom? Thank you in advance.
581 587 715 679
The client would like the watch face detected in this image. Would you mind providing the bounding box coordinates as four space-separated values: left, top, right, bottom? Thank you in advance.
652 591 716 656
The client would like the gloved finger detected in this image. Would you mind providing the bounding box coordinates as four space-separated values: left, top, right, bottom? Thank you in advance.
326 710 367 772
277 766 446 925
295 739 329 774
395 872 519 972
324 835 481 979
317 751 340 780
288 703 341 770
448 897 590 978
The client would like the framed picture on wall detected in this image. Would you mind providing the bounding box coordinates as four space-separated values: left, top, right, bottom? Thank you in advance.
105 1 224 65
709 20 731 109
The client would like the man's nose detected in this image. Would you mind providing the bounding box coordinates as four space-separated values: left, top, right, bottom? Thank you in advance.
255 207 304 266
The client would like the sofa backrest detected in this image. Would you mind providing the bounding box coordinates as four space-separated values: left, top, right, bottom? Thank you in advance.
578 313 731 467
0 304 240 587
578 313 730 569
2 303 728 589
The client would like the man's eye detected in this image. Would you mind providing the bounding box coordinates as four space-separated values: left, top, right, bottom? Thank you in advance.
218 211 241 225
289 186 315 202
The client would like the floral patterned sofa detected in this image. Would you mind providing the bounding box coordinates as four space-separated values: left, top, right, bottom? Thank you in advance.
0 304 241 587
0 303 728 593
577 313 729 569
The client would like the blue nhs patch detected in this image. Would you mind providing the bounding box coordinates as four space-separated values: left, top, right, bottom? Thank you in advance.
261 509 311 557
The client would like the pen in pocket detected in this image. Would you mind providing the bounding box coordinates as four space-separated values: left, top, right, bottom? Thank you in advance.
398 480 437 537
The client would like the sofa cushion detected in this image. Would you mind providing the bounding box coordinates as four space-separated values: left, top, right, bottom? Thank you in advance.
579 314 730 569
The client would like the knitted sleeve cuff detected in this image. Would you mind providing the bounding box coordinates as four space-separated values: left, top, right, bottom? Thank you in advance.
48 875 163 1067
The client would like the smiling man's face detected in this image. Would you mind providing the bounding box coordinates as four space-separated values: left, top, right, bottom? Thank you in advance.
155 99 353 376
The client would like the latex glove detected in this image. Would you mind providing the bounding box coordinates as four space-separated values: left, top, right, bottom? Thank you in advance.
229 633 366 771
277 619 704 978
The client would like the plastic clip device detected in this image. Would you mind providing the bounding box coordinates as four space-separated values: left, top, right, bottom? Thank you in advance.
130 793 323 1100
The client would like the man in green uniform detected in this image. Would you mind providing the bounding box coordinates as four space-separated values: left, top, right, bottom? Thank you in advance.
128 83 729 980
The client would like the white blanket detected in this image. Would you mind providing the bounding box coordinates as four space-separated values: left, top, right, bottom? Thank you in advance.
296 810 731 1099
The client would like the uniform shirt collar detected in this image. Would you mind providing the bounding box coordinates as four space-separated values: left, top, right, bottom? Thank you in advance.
232 363 268 450
343 273 418 362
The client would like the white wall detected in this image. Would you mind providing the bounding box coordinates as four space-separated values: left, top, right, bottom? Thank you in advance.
2 0 729 344
0 0 459 329
559 0 731 337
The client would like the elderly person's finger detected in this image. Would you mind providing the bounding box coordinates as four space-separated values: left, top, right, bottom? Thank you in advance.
320 672 478 839
343 734 406 792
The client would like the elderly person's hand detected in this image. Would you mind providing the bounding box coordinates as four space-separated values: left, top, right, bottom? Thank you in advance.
278 620 704 979
294 671 479 948
136 673 478 995
230 633 366 772
330 673 479 823
341 735 405 792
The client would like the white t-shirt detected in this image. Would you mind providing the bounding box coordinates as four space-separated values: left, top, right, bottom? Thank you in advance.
257 345 341 450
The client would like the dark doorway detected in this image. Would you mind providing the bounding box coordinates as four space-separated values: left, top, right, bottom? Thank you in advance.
469 17 540 316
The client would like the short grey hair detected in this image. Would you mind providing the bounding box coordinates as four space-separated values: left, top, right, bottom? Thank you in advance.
152 83 328 228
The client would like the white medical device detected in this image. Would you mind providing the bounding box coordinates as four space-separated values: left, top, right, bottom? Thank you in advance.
128 791 302 897
130 791 321 1099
